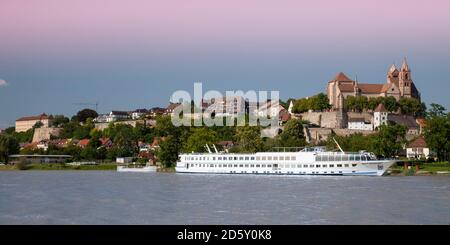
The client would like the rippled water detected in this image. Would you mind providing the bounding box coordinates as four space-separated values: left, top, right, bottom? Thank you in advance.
1 171 449 224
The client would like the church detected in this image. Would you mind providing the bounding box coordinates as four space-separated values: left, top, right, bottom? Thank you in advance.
327 59 421 110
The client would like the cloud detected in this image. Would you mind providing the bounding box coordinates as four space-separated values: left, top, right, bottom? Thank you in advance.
0 79 8 87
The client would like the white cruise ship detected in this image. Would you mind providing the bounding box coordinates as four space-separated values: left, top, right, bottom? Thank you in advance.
176 144 395 177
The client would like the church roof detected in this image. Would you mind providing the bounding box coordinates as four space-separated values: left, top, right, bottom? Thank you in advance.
332 72 353 82
338 83 355 92
388 64 398 74
408 137 427 148
357 84 384 93
374 104 387 112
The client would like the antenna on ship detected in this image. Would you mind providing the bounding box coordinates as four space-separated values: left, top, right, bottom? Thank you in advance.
332 137 345 153
212 144 219 153
205 144 212 153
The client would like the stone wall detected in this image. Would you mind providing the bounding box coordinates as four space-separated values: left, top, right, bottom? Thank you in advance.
32 128 62 143
300 111 341 129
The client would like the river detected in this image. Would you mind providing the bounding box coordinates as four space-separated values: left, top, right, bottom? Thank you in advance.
1 171 449 224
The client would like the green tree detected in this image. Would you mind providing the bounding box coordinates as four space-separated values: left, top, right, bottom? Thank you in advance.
235 126 264 153
373 124 407 158
382 96 399 112
0 134 20 164
277 119 307 147
75 108 98 123
157 135 181 168
424 104 450 161
183 127 218 153
398 98 425 117
51 115 70 127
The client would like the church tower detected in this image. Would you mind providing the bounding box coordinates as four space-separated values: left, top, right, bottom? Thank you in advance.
399 58 412 97
387 63 399 85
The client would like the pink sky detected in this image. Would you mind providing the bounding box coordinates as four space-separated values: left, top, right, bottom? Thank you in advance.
1 0 449 52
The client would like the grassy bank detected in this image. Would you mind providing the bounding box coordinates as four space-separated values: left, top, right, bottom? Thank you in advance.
389 162 450 176
0 163 117 171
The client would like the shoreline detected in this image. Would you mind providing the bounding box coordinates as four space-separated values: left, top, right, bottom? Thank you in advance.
1 164 448 176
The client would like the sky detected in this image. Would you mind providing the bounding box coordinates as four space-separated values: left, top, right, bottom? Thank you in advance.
1 0 450 128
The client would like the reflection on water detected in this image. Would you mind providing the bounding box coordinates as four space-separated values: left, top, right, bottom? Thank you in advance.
0 171 449 224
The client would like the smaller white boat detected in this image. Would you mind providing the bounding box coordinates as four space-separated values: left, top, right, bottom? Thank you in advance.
117 165 157 173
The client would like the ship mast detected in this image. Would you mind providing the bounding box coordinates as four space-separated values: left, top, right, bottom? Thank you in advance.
332 137 345 153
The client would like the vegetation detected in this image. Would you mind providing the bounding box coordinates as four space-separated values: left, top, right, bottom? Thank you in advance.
345 96 425 115
292 93 331 113
0 134 20 164
424 104 450 161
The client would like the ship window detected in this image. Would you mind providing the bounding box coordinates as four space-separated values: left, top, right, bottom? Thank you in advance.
337 164 342 167
273 164 278 168
280 156 284 161
273 156 278 161
316 156 321 161
285 156 290 161
218 157 222 160
304 165 308 168
234 164 238 167
245 157 249 160
297 164 302 168
310 164 314 168
223 158 226 161
228 164 232 167
212 157 216 160
245 164 249 167
342 155 349 161
330 164 334 167
251 164 255 167
256 157 260 160
355 155 360 161
323 165 327 168
323 155 329 161
262 156 266 160
344 164 349 167
350 155 355 161
239 164 243 167
362 156 367 161
292 157 296 161
234 157 238 160
256 164 260 168
268 164 272 168
316 165 321 168
268 156 272 160
239 157 243 160
229 157 233 160
210 164 214 167
251 157 255 160
352 164 357 167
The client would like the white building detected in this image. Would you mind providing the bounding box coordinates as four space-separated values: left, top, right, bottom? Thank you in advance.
348 118 373 131
406 137 430 159
131 109 148 120
373 104 388 129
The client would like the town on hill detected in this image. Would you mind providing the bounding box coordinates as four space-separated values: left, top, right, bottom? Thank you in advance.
0 59 449 169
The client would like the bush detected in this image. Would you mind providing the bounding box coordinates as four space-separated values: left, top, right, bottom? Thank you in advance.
14 159 28 170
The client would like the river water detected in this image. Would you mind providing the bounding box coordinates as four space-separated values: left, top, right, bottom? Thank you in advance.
0 171 449 224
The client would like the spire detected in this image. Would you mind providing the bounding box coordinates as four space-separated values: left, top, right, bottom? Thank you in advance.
388 63 398 74
401 57 410 71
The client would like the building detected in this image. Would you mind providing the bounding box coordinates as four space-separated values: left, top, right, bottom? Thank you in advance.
348 118 373 131
131 109 148 120
94 111 130 123
203 96 247 117
373 104 389 129
387 114 420 135
406 137 430 159
15 113 52 132
327 59 420 110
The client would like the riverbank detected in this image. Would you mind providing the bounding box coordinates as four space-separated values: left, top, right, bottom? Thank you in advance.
0 163 117 171
389 162 450 176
